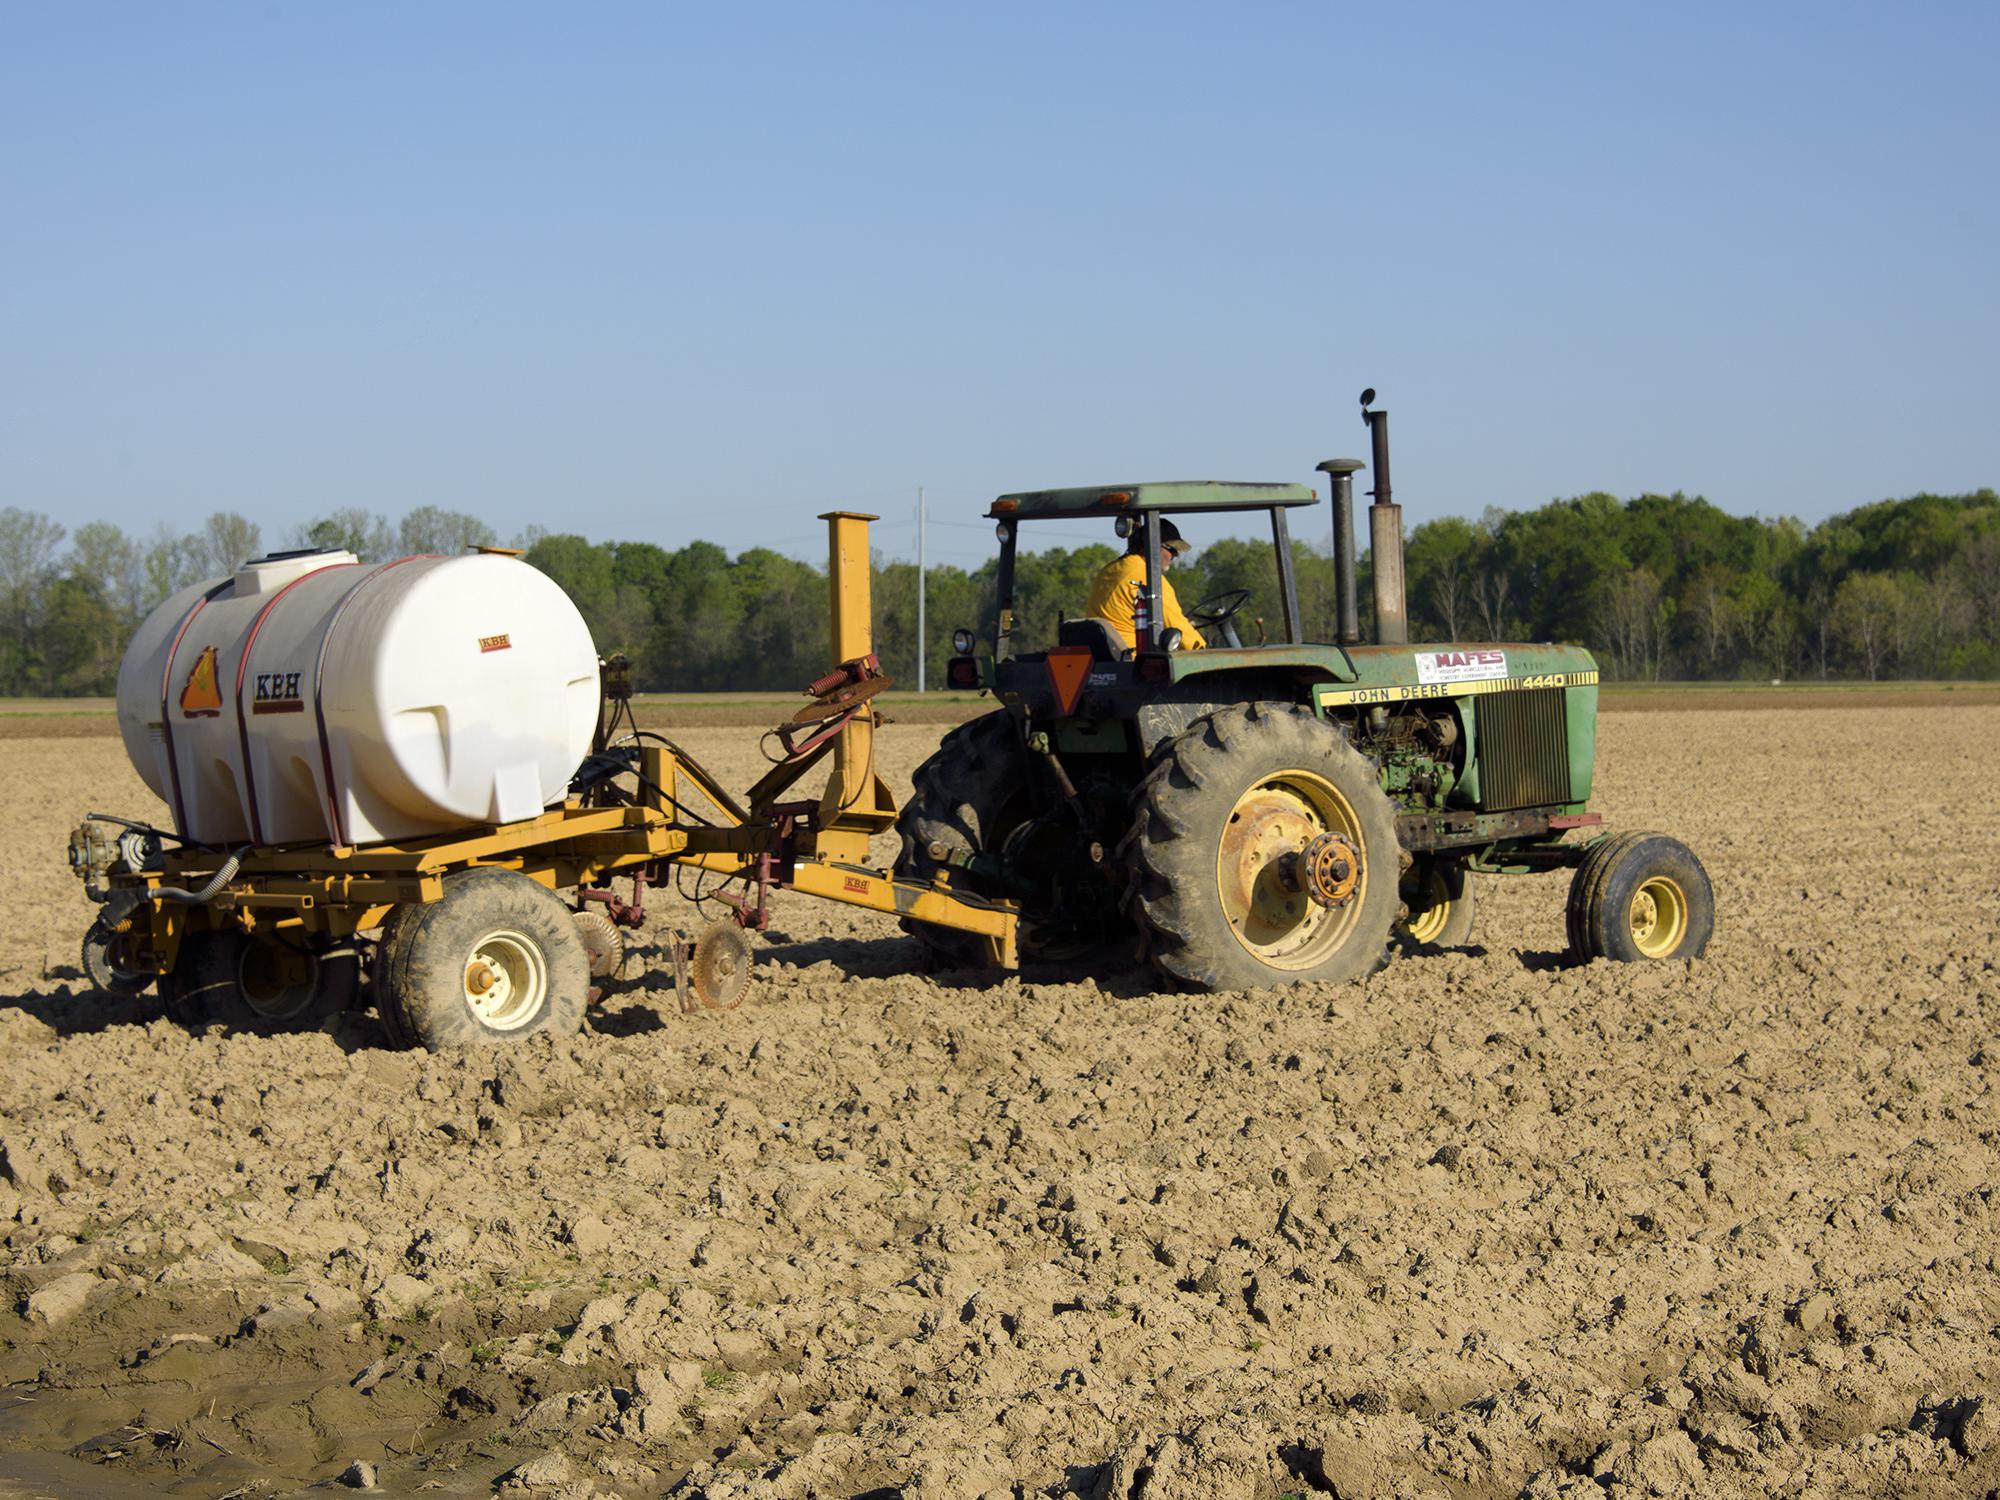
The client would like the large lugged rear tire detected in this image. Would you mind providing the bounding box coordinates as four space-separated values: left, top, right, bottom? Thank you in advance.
1566 831 1714 963
1122 703 1400 991
386 868 590 1050
893 710 1034 965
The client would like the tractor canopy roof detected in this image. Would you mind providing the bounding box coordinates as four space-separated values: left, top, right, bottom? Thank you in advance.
988 480 1317 520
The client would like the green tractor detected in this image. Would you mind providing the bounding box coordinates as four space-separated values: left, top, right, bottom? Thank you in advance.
895 392 1714 989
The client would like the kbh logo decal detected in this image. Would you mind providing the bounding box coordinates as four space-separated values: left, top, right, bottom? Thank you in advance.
1415 649 1508 685
251 670 306 714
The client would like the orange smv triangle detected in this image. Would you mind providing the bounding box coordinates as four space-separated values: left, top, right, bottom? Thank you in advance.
179 645 223 717
1045 646 1092 717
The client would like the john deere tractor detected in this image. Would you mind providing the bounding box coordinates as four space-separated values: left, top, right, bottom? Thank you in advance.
895 391 1714 990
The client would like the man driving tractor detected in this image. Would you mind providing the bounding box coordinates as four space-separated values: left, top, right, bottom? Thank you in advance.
1084 518 1207 651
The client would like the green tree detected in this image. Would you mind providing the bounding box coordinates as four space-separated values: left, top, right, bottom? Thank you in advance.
1831 571 1900 680
192 512 262 578
399 506 496 556
301 508 394 560
1406 516 1481 640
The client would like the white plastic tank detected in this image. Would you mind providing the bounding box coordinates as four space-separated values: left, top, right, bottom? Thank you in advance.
115 548 602 847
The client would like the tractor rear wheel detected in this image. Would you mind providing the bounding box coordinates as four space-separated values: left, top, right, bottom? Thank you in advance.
1396 858 1477 950
1566 831 1714 963
385 868 590 1049
893 710 1036 966
1123 704 1399 991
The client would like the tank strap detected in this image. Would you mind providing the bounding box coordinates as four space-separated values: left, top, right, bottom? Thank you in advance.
157 580 236 840
310 556 437 846
232 564 361 846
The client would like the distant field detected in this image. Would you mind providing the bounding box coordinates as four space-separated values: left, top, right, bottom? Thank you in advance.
1595 680 2000 711
6 679 1996 739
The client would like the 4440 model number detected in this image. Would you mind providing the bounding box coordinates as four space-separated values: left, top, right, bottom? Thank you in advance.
1517 671 1595 689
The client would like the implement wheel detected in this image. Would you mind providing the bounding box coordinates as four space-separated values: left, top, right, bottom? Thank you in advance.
161 930 357 1028
573 909 626 982
893 710 1035 966
235 938 357 1025
690 921 752 1010
385 868 588 1050
1122 704 1399 991
1567 831 1714 963
82 918 151 998
1396 858 1476 950
161 932 244 1026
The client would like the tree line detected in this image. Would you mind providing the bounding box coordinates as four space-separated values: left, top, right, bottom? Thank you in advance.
1 487 1994 697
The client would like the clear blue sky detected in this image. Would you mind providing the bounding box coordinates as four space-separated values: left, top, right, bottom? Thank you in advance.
3 1 1993 569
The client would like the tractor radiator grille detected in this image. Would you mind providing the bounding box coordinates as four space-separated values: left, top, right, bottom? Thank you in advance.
1477 687 1572 810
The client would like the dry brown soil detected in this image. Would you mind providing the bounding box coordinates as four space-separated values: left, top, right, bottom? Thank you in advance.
2 706 1998 1499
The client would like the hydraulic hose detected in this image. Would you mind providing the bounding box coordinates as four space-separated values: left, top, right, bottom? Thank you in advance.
148 848 249 905
102 846 249 929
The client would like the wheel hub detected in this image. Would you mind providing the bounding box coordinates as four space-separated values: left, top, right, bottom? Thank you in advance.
1627 876 1689 958
1282 832 1362 910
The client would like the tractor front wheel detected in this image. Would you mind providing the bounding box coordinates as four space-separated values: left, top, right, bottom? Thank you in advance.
1123 704 1399 991
1396 858 1477 950
1566 832 1714 963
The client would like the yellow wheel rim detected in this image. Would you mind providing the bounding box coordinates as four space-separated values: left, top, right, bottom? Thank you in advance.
1627 876 1689 958
1402 866 1453 944
463 928 548 1031
1215 769 1366 972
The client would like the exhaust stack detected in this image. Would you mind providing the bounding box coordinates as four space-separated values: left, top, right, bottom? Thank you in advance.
1360 389 1407 646
1315 458 1365 646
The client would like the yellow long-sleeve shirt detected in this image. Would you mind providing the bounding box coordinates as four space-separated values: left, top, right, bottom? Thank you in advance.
1083 553 1207 651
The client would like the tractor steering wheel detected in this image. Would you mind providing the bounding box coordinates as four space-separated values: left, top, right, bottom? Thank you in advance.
1188 588 1251 627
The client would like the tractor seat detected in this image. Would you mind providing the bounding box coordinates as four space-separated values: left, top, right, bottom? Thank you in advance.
1057 616 1127 662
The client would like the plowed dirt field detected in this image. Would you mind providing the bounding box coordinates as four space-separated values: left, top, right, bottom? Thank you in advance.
3 706 1997 1499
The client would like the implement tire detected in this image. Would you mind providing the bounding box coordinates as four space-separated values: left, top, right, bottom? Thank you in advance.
1122 703 1399 991
893 710 1034 966
387 868 589 1050
162 929 358 1029
1567 831 1714 963
160 931 244 1027
82 918 151 998
372 905 423 1049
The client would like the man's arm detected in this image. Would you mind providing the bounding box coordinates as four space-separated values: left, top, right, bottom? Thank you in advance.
1160 577 1207 650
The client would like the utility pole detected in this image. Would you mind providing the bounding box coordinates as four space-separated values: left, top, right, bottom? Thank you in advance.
916 487 926 693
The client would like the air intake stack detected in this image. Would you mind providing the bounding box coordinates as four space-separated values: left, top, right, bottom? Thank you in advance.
1315 458 1365 646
